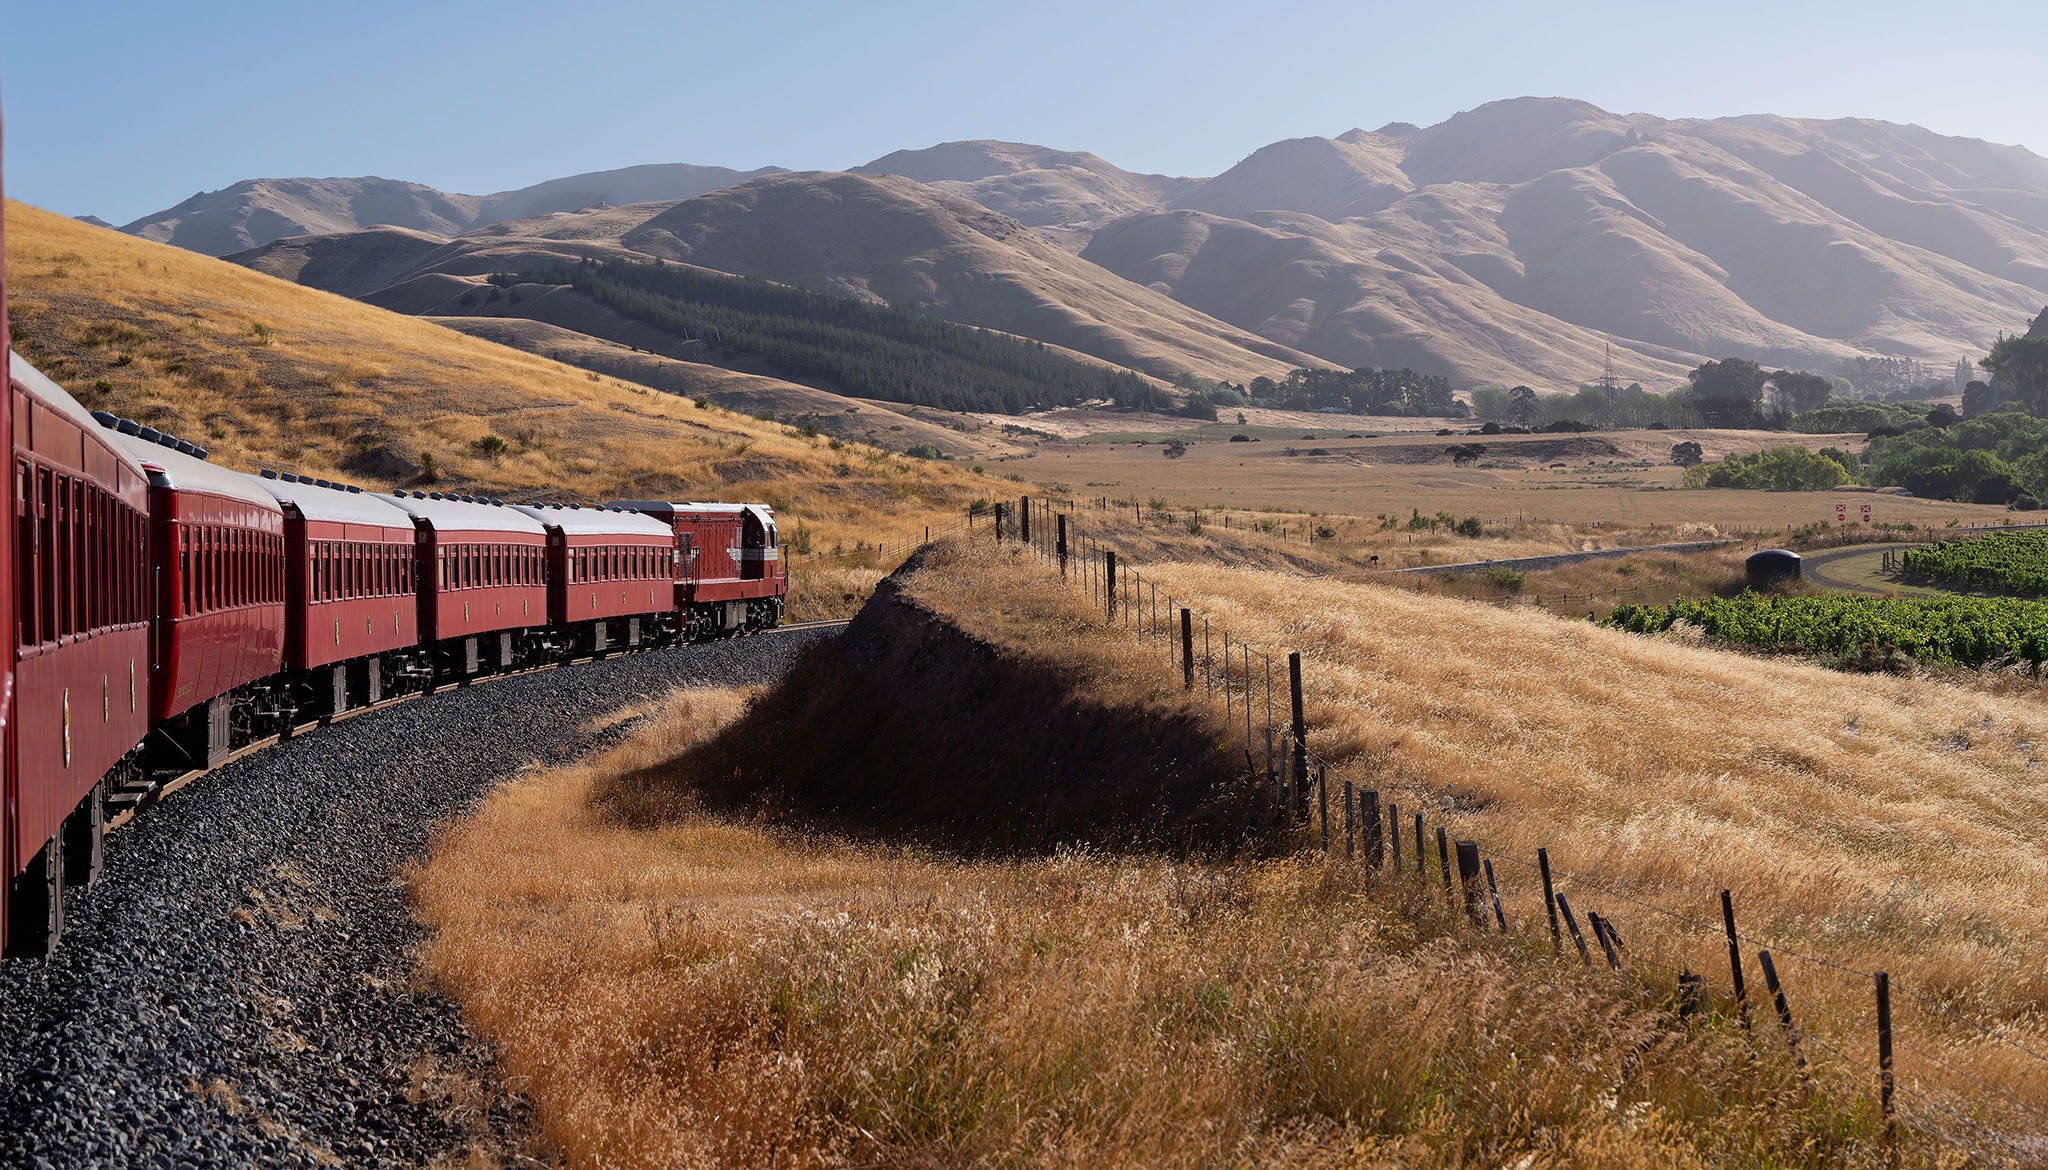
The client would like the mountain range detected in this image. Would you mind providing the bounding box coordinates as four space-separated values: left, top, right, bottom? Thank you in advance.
109 97 2048 393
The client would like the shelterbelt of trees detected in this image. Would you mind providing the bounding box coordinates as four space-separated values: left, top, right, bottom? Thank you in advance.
534 258 1165 414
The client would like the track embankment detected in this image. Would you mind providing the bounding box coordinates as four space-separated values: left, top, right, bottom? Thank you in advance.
607 550 1263 853
0 629 833 1170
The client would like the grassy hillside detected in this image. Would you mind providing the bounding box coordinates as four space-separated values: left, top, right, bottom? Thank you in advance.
4 201 1007 614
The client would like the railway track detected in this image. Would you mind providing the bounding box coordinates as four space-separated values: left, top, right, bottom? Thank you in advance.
106 618 851 833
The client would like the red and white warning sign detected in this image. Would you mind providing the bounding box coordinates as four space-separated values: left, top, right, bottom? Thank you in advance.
1836 503 1848 524
1862 503 1873 525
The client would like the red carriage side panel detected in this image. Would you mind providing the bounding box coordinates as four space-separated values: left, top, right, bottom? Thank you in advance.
105 431 285 722
252 475 419 671
509 505 675 626
383 494 547 644
7 358 151 899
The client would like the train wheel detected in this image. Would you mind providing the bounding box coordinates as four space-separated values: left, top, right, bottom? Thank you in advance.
4 833 67 960
61 782 106 888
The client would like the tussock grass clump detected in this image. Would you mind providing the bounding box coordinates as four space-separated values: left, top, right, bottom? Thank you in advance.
415 679 1887 1170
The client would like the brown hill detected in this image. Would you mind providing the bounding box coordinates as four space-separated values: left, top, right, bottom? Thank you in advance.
1084 99 2048 385
230 174 1321 387
853 140 1194 247
122 163 784 255
613 171 1316 382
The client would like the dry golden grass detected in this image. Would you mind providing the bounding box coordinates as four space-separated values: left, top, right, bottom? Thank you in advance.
5 202 1004 615
414 674 1897 1170
921 538 2048 1150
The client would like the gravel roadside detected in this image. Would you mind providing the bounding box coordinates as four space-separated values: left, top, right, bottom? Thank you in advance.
0 627 834 1169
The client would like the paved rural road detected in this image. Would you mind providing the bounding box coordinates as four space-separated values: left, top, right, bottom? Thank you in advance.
1798 544 1911 596
0 627 836 1170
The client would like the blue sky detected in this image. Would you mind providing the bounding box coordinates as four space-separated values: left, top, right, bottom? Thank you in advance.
5 0 2044 225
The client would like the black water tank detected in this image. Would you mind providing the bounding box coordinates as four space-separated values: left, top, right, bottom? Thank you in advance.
1746 549 1802 589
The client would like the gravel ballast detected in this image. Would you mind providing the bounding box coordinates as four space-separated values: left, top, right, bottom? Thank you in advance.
0 627 834 1169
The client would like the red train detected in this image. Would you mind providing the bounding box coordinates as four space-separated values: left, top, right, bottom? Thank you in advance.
1 225 786 958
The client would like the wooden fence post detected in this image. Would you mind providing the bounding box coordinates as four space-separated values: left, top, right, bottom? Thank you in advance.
1876 971 1895 1156
1722 890 1750 1027
1455 839 1483 925
1180 609 1194 691
1538 848 1560 954
1288 653 1309 821
1388 802 1401 873
994 502 1005 543
1056 514 1068 578
1363 789 1383 870
1413 812 1426 881
1019 496 1030 545
1104 551 1117 624
1482 858 1507 931
1588 912 1623 971
1757 951 1805 1069
1554 893 1593 964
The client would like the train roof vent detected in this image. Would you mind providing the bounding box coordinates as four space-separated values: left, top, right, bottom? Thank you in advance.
347 485 362 494
429 491 443 500
156 433 179 449
115 418 142 436
137 427 163 443
91 410 117 427
190 445 209 460
174 440 198 456
260 469 278 479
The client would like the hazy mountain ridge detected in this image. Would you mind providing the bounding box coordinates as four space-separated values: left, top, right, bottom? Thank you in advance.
180 98 2048 388
121 163 785 255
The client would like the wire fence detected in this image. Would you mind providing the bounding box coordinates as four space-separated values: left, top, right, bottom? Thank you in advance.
938 493 2048 1168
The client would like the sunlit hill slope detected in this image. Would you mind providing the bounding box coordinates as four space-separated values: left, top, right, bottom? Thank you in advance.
3 201 1003 602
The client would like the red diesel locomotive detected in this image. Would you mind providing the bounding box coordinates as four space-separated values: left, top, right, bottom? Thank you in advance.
1 152 788 957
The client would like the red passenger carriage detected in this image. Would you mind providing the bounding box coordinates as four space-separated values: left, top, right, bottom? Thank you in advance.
510 503 677 653
253 472 421 714
4 360 153 955
384 492 548 679
103 424 287 770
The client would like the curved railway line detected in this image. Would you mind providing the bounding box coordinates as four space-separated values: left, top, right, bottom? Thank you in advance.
103 617 851 834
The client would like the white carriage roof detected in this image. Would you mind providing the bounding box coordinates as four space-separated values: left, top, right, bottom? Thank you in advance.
383 491 548 535
103 429 284 511
610 501 777 530
247 472 418 529
11 352 131 437
507 503 674 538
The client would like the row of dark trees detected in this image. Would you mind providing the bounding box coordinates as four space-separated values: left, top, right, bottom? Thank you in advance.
1245 367 1463 416
545 258 1161 414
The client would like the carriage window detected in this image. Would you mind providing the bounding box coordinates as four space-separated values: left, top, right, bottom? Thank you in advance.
17 463 36 645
